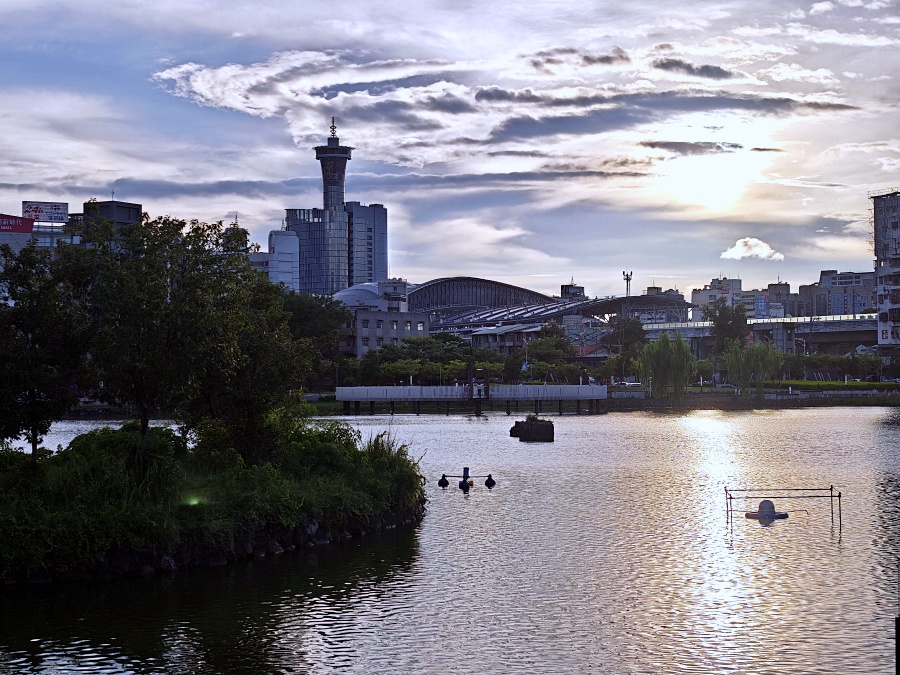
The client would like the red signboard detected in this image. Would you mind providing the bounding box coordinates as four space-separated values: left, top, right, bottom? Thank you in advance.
0 213 34 233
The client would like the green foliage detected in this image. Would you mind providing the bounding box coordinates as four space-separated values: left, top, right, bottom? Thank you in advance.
503 349 526 384
702 297 749 355
0 417 424 579
282 291 352 358
601 315 648 360
724 340 784 397
0 242 89 454
636 332 696 403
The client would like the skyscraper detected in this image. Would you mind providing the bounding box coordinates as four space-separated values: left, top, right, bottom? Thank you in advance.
285 119 388 295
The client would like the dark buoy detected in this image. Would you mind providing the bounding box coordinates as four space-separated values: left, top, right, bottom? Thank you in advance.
745 499 788 525
485 474 496 489
438 474 449 488
459 479 470 493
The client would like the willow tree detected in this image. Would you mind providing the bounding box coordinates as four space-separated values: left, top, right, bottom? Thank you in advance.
636 332 696 404
724 339 783 398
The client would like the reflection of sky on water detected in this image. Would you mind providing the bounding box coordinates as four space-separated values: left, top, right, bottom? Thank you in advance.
3 408 899 673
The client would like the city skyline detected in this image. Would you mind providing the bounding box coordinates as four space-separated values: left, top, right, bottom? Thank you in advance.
0 1 898 297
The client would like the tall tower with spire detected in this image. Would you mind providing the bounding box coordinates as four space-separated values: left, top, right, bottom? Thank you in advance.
285 119 388 295
315 118 353 211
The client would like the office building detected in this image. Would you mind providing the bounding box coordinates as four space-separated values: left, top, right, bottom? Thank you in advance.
285 119 388 295
798 269 875 318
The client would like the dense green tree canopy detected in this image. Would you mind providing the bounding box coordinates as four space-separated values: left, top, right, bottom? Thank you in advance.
702 297 749 355
0 243 89 454
636 332 695 403
283 292 352 357
600 315 648 359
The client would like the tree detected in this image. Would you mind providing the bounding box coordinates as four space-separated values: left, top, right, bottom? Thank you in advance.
601 315 648 359
724 339 783 398
283 291 352 358
503 348 526 384
702 297 748 355
635 332 696 403
526 325 575 366
0 243 89 455
86 216 261 439
181 268 311 464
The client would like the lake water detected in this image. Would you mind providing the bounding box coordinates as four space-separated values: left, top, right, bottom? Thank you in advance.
2 408 899 673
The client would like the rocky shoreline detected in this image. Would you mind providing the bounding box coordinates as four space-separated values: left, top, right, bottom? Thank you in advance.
11 502 427 585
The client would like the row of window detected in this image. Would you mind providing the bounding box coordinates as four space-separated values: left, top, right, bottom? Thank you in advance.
361 337 400 347
360 319 425 330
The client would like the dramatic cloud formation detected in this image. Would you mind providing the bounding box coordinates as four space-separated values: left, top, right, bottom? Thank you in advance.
721 238 785 261
0 0 896 297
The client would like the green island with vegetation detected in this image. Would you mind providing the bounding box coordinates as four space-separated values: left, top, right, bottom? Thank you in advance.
0 212 424 583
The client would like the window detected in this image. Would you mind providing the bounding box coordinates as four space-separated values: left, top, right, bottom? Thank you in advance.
361 319 369 328
417 321 425 331
405 321 412 330
391 320 398 330
376 337 383 346
376 320 383 329
392 338 399 345
362 337 369 346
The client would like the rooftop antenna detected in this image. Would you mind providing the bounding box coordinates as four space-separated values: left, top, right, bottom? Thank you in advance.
111 190 115 201
623 270 632 297
330 116 337 138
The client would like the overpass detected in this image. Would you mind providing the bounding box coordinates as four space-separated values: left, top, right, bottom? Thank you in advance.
643 314 878 357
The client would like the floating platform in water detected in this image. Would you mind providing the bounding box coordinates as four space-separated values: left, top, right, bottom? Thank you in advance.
510 418 554 442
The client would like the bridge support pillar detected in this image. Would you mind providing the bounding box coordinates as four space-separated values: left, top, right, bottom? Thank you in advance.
369 401 375 415
475 400 482 416
354 401 360 414
343 401 351 414
390 401 395 415
558 400 563 415
506 401 511 415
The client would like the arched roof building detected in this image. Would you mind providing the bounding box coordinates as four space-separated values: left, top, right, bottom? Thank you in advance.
408 276 554 318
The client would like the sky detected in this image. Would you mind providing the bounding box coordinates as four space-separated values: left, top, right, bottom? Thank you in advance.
0 1 898 299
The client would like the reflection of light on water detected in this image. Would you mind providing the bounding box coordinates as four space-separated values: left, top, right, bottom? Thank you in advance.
673 412 749 647
678 411 739 484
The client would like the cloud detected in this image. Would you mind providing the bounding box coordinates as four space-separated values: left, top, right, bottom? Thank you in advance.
651 57 736 80
640 141 743 155
582 47 631 65
758 63 839 85
810 2 835 15
720 237 785 261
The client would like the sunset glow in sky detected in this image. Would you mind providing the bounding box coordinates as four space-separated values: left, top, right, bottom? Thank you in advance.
1 0 898 297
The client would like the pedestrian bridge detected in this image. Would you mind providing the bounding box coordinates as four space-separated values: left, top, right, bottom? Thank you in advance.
336 384 607 401
336 384 608 415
